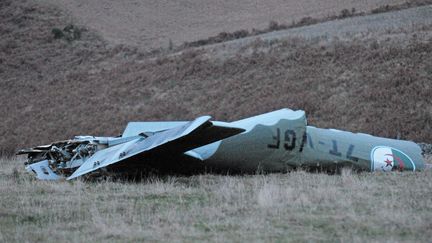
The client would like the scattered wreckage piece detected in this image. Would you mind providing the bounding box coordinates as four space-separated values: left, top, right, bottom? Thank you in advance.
17 109 425 180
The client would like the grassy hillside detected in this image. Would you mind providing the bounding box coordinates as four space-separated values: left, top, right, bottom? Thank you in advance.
1 157 431 241
1 0 431 155
1 2 431 241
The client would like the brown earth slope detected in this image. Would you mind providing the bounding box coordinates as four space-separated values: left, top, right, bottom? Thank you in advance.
42 0 410 50
0 0 431 154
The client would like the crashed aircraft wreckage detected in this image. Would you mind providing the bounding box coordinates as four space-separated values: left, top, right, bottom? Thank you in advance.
18 109 425 180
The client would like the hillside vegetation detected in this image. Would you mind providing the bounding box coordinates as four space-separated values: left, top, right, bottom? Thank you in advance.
42 0 413 49
1 1 432 241
1 0 431 155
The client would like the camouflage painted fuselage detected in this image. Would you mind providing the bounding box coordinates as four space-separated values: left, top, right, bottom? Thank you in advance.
19 109 425 180
193 109 424 172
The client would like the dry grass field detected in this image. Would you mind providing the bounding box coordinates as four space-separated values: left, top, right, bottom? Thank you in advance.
1 157 432 242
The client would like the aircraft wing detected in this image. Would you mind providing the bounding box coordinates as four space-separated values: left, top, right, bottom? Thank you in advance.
67 116 244 179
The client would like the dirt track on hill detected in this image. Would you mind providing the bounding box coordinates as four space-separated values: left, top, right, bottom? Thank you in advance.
1 0 431 154
40 0 407 50
202 5 432 59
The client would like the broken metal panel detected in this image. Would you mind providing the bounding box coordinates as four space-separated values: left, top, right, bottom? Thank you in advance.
229 109 305 132
68 116 245 180
107 135 141 147
26 160 62 180
184 150 204 160
67 138 141 180
18 108 426 180
122 121 188 137
18 137 112 179
16 148 47 154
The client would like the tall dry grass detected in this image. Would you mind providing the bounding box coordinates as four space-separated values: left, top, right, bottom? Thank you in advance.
1 157 431 241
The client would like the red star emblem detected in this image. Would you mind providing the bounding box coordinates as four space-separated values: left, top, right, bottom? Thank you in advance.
384 158 392 167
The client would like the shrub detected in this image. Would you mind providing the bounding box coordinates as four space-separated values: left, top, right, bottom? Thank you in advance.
296 17 318 27
339 9 351 18
63 24 81 41
51 24 82 41
51 28 64 39
371 5 391 14
268 20 287 31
